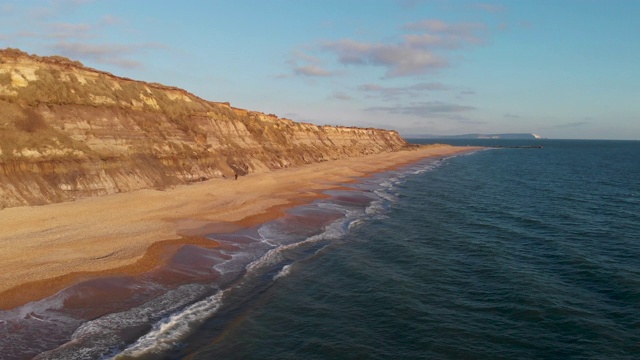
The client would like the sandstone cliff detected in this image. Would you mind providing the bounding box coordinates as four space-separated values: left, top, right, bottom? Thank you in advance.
0 48 409 209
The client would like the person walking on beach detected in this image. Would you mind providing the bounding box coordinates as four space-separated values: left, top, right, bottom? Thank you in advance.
234 173 238 180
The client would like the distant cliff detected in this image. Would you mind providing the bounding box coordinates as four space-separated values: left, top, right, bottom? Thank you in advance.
0 48 409 209
411 133 543 140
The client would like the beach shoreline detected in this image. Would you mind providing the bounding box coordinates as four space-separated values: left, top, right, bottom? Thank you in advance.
0 145 480 310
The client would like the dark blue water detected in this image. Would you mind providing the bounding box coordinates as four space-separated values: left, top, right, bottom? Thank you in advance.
3 140 639 359
177 140 640 359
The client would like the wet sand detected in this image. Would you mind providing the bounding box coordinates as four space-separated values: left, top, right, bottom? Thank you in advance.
0 145 479 309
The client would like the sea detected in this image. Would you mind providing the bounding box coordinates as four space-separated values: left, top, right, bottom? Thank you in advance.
1 139 639 359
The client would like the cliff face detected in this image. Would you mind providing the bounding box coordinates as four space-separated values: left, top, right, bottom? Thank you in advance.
0 49 409 209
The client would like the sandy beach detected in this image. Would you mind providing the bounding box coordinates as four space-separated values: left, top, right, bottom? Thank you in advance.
0 145 478 310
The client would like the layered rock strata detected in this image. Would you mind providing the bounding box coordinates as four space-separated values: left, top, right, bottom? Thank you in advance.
0 49 409 208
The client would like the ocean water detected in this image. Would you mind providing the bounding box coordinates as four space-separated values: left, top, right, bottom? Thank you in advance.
2 139 639 359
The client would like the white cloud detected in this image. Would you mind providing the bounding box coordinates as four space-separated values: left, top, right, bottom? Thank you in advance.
366 101 476 117
323 39 447 77
472 3 507 14
317 19 487 78
404 19 487 46
331 92 353 101
551 121 590 129
293 64 334 77
47 23 93 39
51 41 160 68
0 2 161 70
288 48 336 77
359 82 449 100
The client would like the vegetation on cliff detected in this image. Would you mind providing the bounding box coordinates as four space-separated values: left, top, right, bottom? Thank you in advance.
0 48 410 208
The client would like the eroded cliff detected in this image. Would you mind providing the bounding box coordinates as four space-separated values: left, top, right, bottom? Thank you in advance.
0 48 409 208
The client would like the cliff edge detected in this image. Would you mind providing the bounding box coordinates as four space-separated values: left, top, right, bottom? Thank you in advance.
0 48 409 209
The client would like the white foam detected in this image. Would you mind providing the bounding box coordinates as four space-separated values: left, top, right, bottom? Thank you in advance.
0 296 82 360
114 290 225 358
0 287 68 324
213 250 255 276
348 218 365 229
365 200 385 215
373 189 398 203
34 283 210 359
247 217 347 274
109 216 352 358
257 223 284 246
75 284 207 338
48 162 460 358
273 264 293 281
316 201 352 214
245 246 285 273
411 165 434 175
115 153 479 358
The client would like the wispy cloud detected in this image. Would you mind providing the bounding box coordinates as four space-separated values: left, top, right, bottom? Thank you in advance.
46 23 93 39
51 41 164 68
366 101 476 117
1 3 15 14
359 82 449 101
519 21 533 29
50 0 95 9
395 0 430 8
446 115 486 125
293 64 334 77
100 15 121 26
318 19 487 77
331 92 353 101
286 18 487 79
41 13 124 41
44 13 158 69
403 19 487 46
551 121 590 129
65 0 95 4
288 48 336 77
323 39 448 77
27 6 56 21
472 3 506 14
0 2 161 70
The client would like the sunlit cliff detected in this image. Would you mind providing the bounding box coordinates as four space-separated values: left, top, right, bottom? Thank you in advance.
0 48 410 208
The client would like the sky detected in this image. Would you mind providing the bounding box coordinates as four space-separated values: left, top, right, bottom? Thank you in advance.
1 0 638 140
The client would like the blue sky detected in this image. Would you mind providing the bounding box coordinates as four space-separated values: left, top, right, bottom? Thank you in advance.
1 0 638 139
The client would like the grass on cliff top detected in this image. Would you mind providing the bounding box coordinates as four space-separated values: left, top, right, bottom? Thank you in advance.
0 62 323 160
4 66 219 139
